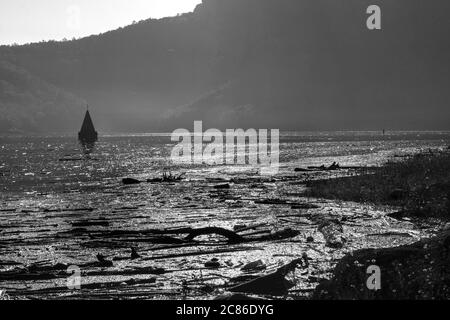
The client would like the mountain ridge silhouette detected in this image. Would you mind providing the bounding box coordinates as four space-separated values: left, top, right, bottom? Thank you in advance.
1 0 449 133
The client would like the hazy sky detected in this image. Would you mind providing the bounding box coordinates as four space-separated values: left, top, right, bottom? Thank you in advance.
0 0 202 45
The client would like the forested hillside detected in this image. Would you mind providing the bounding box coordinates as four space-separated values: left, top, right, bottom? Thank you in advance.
0 61 83 133
1 0 449 133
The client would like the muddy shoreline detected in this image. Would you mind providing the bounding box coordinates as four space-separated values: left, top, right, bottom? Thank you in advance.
1 163 443 300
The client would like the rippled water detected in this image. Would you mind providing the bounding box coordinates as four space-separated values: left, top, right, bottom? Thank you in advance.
1 131 449 191
0 131 449 299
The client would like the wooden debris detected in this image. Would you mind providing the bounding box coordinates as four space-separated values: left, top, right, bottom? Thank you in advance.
185 227 244 243
229 256 308 296
317 219 345 249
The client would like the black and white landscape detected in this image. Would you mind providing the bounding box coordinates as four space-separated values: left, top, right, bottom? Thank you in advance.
0 0 449 301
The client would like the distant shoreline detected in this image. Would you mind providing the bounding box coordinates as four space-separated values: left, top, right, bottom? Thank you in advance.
2 130 450 138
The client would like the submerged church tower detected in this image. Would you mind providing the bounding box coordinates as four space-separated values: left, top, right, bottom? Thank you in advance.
78 106 98 143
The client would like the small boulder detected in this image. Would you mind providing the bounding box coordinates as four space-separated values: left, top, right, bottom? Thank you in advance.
131 247 140 260
241 260 266 273
122 178 141 185
205 258 221 269
317 219 345 249
96 253 113 267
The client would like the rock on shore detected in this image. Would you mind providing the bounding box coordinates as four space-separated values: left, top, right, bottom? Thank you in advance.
313 230 450 299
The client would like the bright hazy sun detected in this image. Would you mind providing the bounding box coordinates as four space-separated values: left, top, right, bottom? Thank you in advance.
0 0 202 45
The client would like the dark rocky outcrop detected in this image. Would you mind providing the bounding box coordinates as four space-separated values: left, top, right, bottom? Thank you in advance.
313 230 450 300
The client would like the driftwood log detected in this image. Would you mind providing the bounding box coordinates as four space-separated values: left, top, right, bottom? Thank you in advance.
229 256 309 296
185 227 245 243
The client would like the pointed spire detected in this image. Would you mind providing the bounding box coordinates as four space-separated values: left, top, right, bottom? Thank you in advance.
78 107 98 142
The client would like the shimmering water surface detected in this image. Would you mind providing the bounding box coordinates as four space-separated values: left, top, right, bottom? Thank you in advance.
0 131 449 299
